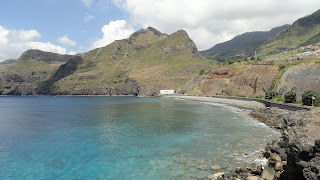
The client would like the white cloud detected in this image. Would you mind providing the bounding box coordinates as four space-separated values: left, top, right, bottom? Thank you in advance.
58 35 77 46
115 0 320 50
81 0 93 8
68 51 77 55
90 20 135 49
0 25 68 61
84 13 95 23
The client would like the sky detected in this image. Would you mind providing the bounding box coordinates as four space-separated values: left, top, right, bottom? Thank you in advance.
0 0 320 61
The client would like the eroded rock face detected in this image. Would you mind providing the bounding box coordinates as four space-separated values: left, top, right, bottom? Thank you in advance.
277 65 320 100
180 65 279 97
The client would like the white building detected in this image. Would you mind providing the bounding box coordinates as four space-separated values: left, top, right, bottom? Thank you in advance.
160 90 175 95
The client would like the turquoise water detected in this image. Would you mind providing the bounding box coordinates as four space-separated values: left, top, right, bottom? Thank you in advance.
0 96 278 179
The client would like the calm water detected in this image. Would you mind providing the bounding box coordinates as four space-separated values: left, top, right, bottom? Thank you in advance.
0 96 278 179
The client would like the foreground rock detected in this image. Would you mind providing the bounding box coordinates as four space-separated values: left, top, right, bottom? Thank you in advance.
208 172 224 180
209 106 320 180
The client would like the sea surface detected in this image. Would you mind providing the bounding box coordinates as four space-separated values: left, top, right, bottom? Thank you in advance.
0 96 279 179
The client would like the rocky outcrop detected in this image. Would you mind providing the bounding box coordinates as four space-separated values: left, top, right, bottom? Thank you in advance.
180 65 278 97
250 107 320 180
277 64 320 100
209 106 320 180
19 49 73 62
179 75 206 94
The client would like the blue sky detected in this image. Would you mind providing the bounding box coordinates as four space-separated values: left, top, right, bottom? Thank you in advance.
1 0 320 61
0 0 132 58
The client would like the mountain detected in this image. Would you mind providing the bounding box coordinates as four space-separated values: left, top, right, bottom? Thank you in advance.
0 27 212 96
0 50 74 95
258 9 320 56
200 25 290 61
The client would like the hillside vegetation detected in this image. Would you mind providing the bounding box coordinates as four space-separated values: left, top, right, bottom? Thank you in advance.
258 9 320 57
0 50 71 95
0 27 212 96
200 25 290 61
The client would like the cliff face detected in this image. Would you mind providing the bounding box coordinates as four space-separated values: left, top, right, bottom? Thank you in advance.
180 65 278 97
277 64 320 100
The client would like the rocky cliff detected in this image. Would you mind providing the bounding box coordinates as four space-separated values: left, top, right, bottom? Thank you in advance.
207 105 320 180
180 64 278 97
277 64 320 100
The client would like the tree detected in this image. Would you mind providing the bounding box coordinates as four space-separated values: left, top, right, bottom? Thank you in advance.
284 90 296 103
302 90 319 106
265 90 278 100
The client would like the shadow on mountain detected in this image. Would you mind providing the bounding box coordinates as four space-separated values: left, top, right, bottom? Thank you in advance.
37 56 83 95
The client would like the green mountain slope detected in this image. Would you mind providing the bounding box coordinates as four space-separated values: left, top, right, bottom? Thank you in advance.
52 27 212 95
258 9 320 56
0 27 212 96
200 25 290 61
0 50 73 95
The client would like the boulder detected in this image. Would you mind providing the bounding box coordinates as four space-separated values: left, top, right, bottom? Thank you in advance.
211 165 221 170
247 163 262 175
235 167 243 174
227 173 240 180
302 155 320 179
197 164 208 171
246 176 259 180
208 172 225 180
274 162 283 171
269 153 282 164
263 150 271 158
314 138 320 152
261 167 275 180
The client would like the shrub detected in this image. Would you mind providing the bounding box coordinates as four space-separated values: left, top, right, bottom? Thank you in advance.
199 69 206 75
199 69 210 75
284 90 296 103
273 95 285 102
278 64 286 70
314 98 320 107
302 90 319 106
265 90 278 100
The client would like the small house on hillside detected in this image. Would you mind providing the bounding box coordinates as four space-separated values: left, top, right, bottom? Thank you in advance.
160 90 175 95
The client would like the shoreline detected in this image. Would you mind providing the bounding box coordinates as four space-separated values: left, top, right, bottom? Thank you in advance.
165 95 320 180
165 95 266 110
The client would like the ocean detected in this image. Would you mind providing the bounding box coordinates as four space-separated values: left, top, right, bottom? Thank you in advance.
0 96 278 179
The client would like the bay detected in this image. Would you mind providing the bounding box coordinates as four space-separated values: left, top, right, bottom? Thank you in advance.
0 96 278 179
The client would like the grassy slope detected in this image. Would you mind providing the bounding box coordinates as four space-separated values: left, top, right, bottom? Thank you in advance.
258 9 320 57
0 59 65 95
200 25 290 61
54 28 212 95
